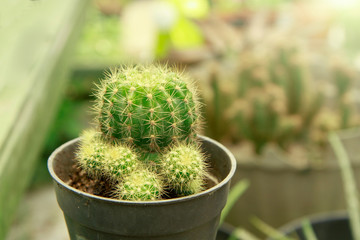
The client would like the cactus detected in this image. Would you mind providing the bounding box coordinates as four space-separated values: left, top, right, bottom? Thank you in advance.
161 143 207 195
228 82 303 154
94 65 201 152
102 143 139 182
76 129 109 178
332 62 358 129
76 65 207 201
196 43 360 156
114 168 163 201
77 129 140 182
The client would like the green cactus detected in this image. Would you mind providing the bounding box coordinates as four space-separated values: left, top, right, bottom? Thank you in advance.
332 63 357 129
161 143 207 195
277 47 305 115
114 168 163 201
102 143 139 182
229 83 301 154
77 129 140 182
94 65 201 152
76 129 109 178
75 65 208 201
197 43 360 156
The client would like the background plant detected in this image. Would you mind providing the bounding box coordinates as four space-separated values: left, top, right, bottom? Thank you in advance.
191 41 360 158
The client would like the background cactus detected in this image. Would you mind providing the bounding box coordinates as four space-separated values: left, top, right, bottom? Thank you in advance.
75 65 207 201
94 65 201 152
189 42 360 157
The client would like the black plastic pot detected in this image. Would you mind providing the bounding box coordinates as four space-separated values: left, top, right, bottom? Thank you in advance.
278 212 352 240
48 136 236 240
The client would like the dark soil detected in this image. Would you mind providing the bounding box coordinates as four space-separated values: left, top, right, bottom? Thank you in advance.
66 163 217 200
66 164 180 199
66 164 113 198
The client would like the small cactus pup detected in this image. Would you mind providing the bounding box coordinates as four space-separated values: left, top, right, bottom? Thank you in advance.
94 65 201 152
76 129 140 182
76 129 110 179
114 168 164 201
101 142 139 182
161 143 208 195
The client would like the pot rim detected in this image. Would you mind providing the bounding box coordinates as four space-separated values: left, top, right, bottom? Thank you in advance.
48 135 237 205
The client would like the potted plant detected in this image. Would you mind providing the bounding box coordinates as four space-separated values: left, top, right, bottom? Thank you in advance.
254 132 357 240
275 212 351 240
236 212 351 240
186 37 360 232
48 64 236 240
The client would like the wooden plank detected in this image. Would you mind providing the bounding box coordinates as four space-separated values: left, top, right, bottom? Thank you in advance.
0 0 88 238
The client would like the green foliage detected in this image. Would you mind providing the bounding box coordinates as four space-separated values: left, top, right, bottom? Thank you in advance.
251 216 294 240
75 65 207 201
75 6 124 63
329 132 360 240
301 219 318 240
220 179 250 226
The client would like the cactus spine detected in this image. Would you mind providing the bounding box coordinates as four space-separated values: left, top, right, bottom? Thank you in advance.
76 65 207 201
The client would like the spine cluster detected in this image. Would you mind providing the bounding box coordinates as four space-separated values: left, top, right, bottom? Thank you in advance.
76 65 207 201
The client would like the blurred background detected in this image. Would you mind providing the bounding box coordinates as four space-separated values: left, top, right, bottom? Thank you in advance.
4 0 360 239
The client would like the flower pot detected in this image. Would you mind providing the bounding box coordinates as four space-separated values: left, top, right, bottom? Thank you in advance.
48 136 236 240
278 212 352 240
224 128 360 236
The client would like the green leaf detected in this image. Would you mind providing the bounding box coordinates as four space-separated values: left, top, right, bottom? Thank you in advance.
301 219 318 240
220 179 250 225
